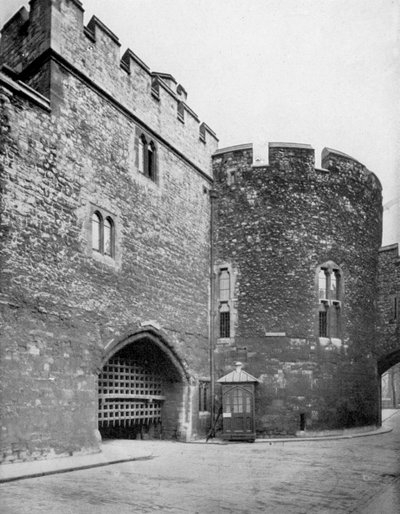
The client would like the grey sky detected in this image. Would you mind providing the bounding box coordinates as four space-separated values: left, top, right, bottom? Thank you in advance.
1 0 399 214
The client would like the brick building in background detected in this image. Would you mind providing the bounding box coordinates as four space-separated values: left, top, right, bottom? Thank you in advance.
0 0 398 462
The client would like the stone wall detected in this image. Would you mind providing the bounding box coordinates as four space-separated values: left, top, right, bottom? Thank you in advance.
0 0 217 171
376 244 400 374
0 0 217 462
212 143 383 435
0 0 394 456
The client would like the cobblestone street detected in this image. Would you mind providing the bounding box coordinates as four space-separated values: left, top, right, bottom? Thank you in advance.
1 412 399 514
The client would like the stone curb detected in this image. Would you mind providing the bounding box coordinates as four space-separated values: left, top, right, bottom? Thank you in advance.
0 454 153 484
256 425 393 443
191 425 393 445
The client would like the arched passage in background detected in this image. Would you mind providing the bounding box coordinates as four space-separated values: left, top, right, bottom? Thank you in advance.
378 349 400 421
98 329 190 440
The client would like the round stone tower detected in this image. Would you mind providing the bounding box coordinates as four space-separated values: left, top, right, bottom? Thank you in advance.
212 142 383 435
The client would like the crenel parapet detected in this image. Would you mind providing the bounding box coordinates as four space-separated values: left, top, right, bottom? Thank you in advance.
213 141 382 193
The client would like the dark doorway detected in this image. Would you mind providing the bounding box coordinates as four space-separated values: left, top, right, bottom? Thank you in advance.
98 336 185 440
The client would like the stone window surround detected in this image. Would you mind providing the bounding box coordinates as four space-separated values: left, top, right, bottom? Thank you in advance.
316 261 343 347
92 211 114 257
216 262 236 342
137 131 158 182
390 295 399 324
88 203 118 266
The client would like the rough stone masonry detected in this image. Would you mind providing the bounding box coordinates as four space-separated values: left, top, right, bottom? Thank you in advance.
0 0 398 463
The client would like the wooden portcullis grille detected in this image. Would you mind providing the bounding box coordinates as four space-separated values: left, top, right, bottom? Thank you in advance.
98 357 165 436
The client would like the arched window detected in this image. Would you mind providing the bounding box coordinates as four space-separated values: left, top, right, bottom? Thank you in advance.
137 133 157 182
92 211 102 252
147 142 155 180
219 269 230 301
317 262 343 341
319 269 327 299
330 272 338 300
91 210 115 259
104 217 113 257
218 266 233 338
138 136 146 174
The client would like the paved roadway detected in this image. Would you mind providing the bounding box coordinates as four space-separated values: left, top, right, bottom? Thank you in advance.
1 412 400 514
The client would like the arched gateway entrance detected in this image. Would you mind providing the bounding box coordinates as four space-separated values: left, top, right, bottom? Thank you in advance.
98 328 190 440
378 349 400 422
378 349 400 377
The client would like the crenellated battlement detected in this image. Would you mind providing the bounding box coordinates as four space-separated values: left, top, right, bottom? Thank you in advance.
213 141 382 192
0 0 217 172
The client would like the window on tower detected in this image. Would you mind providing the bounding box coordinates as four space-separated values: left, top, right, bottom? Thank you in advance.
316 262 342 342
217 265 234 339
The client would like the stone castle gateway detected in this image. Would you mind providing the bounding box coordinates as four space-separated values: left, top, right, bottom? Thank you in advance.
0 0 398 463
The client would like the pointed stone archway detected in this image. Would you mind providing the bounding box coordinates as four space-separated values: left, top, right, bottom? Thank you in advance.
98 327 192 441
377 349 400 424
377 349 400 376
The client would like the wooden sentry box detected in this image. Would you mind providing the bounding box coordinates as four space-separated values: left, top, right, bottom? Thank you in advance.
217 362 259 442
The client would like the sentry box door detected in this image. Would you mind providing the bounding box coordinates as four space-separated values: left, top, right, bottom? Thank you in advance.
218 362 259 442
222 385 255 437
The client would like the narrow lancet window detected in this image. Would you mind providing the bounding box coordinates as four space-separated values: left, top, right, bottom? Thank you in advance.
91 210 115 260
218 265 234 339
138 136 145 174
331 273 337 300
137 134 157 182
147 142 155 180
92 212 102 251
104 217 113 257
319 269 327 299
317 262 343 342
219 269 230 301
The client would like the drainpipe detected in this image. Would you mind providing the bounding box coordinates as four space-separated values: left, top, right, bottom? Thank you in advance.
209 189 218 425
